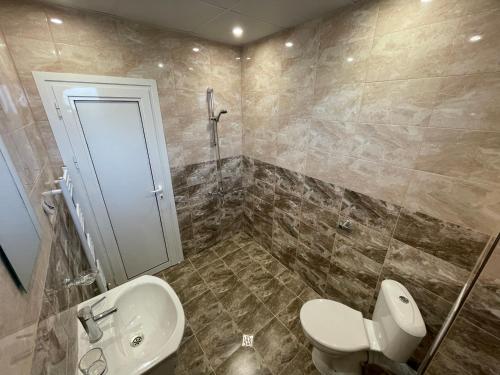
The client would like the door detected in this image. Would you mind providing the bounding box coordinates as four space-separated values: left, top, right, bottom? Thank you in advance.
75 100 168 277
34 73 183 284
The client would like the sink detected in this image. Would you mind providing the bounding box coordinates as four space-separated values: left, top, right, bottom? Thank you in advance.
76 275 185 375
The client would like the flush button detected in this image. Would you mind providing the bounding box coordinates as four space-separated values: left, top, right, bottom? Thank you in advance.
399 296 409 304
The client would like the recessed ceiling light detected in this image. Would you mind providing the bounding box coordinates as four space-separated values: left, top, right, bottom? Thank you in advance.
235 57 241 60
188 67 194 71
192 47 200 52
246 57 251 60
469 34 482 42
50 18 63 24
232 26 243 38
285 41 294 48
346 57 354 62
158 63 164 68
421 0 432 3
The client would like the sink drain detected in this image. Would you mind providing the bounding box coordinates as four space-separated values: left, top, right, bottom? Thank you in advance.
130 334 144 347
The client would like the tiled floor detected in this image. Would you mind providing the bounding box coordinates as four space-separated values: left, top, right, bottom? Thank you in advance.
155 232 322 375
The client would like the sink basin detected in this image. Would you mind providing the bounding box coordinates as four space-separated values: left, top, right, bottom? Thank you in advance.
76 275 185 375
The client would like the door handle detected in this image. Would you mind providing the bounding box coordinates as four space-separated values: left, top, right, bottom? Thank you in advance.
151 185 163 199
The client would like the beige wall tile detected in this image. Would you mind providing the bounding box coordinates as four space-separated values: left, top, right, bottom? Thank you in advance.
359 78 440 126
312 83 364 122
316 38 371 85
446 9 500 76
45 5 120 49
404 171 500 234
5 36 61 79
367 20 458 81
0 0 51 41
319 1 379 48
429 73 500 131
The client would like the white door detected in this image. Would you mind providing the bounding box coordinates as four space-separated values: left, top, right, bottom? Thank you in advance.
34 73 182 283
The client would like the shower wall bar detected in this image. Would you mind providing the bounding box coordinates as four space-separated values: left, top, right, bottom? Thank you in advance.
206 88 227 197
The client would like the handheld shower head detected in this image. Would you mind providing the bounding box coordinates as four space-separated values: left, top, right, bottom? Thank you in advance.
214 109 227 122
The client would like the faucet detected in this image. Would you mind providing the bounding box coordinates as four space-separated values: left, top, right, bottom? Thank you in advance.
77 296 117 344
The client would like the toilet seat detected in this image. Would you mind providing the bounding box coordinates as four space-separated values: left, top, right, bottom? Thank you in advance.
300 299 370 353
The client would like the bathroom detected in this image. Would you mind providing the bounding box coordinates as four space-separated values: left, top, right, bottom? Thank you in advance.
0 0 499 374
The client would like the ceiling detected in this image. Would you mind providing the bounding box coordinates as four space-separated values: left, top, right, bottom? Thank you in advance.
41 0 354 45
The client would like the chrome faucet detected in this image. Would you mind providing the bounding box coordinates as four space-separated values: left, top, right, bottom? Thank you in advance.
77 296 117 344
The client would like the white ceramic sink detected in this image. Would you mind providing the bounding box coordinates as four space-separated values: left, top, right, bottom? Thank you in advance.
76 275 185 375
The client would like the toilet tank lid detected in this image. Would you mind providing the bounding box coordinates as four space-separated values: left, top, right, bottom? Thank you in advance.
380 280 426 338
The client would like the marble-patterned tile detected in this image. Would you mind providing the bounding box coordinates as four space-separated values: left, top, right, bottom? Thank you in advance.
319 1 379 46
184 290 224 333
175 335 214 375
325 264 375 315
316 37 371 85
190 249 219 270
277 298 308 345
429 72 500 131
158 260 194 284
219 279 252 313
185 160 217 187
359 78 440 126
216 347 271 375
340 189 401 236
276 269 307 297
273 188 302 218
383 239 469 303
230 293 274 335
404 171 500 235
303 176 343 212
0 1 51 41
198 259 235 292
298 286 322 302
222 248 253 274
331 235 382 289
196 312 242 370
462 270 500 339
273 208 300 239
300 201 338 237
253 159 276 185
294 243 329 293
255 277 296 316
298 221 335 256
430 317 500 375
274 166 304 197
254 318 300 375
366 19 457 81
312 82 364 122
280 346 320 375
335 218 390 263
446 9 500 76
171 270 209 304
394 208 489 270
239 262 274 296
248 179 275 204
211 238 240 258
271 226 298 270
253 196 274 219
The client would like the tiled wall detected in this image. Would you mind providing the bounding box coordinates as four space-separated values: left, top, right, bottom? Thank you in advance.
0 0 244 255
427 240 500 374
0 20 98 375
172 156 244 257
241 157 490 366
241 0 500 368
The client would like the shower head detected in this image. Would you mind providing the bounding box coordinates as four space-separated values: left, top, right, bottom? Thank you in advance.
214 109 227 122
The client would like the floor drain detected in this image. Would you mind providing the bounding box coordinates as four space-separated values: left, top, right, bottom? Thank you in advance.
130 334 144 347
242 334 253 347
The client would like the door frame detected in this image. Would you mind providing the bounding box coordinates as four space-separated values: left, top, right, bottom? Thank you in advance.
34 72 183 285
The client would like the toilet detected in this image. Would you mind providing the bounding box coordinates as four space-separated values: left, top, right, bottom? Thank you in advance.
300 279 426 375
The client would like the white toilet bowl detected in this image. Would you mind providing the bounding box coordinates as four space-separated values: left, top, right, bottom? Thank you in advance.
300 280 426 375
